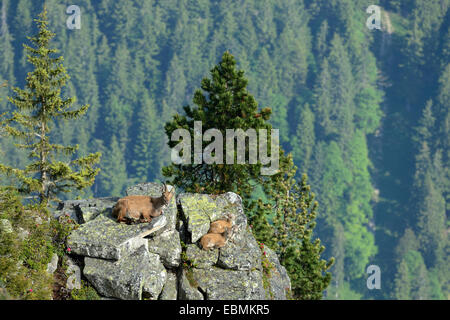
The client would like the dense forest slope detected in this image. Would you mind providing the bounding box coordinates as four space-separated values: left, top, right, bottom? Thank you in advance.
0 0 448 299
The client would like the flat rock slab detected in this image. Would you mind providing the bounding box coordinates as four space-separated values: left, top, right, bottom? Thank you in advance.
84 246 166 300
53 197 120 224
178 192 243 243
67 214 166 260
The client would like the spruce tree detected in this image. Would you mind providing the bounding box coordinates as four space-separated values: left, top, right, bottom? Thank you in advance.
0 8 100 206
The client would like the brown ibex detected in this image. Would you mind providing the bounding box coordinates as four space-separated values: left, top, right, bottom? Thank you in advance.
208 217 233 234
200 213 235 250
200 233 227 250
112 183 175 224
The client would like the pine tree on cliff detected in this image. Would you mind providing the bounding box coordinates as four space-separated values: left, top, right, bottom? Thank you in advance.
0 7 100 206
163 52 333 299
163 51 272 208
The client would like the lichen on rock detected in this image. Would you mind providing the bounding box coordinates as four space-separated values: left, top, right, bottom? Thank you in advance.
83 245 166 300
66 214 166 260
147 229 181 268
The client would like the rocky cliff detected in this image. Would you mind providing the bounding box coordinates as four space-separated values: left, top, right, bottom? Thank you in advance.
54 183 291 300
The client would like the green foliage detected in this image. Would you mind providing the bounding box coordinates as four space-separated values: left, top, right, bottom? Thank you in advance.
266 156 334 299
70 280 100 300
51 213 78 257
0 188 54 300
394 250 431 300
180 240 198 271
259 243 276 300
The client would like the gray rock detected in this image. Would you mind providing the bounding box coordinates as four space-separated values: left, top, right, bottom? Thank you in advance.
178 269 204 300
177 192 243 243
218 228 261 271
186 244 219 269
84 246 166 300
177 194 221 243
215 195 260 271
147 229 182 268
54 197 120 224
46 253 59 274
0 219 13 234
190 267 265 300
66 257 81 290
159 271 177 300
126 183 177 234
264 247 291 300
67 214 166 260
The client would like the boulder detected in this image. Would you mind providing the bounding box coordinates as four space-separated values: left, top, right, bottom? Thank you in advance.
218 227 261 271
83 246 166 300
177 192 243 243
159 271 177 300
188 267 265 300
67 214 166 260
54 197 119 224
147 229 181 269
66 257 81 290
178 269 204 300
46 253 59 274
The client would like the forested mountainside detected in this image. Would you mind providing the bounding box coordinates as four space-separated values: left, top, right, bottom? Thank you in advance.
0 0 448 299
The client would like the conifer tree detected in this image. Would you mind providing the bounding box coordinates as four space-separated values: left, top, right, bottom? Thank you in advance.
393 259 411 300
163 51 272 205
95 136 127 197
266 154 333 299
0 8 100 206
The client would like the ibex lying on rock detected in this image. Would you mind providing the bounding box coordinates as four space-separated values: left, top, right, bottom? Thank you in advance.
200 213 235 250
208 217 232 234
112 183 175 224
200 233 227 250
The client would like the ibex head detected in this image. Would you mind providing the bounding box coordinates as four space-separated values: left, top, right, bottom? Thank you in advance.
162 182 175 205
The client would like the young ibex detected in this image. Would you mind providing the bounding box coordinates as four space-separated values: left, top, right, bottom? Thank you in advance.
200 233 227 250
112 183 175 224
200 213 235 250
208 217 233 234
